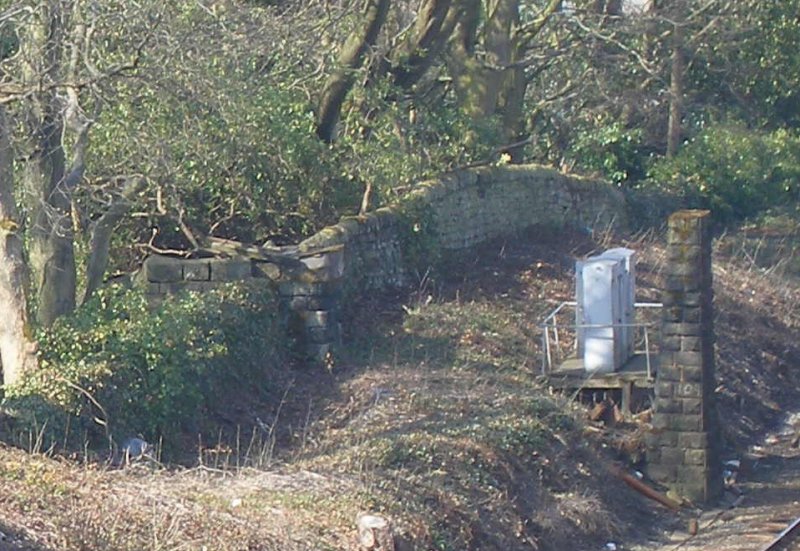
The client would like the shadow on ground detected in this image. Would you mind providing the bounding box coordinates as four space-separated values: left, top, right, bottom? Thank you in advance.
0 521 52 551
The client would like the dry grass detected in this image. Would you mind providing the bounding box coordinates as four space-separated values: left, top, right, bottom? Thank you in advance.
2 222 800 550
0 442 360 550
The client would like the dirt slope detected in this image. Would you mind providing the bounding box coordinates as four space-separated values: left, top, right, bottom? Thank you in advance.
1 224 799 551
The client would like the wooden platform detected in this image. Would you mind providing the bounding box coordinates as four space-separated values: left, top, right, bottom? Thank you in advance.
546 353 658 415
547 353 658 389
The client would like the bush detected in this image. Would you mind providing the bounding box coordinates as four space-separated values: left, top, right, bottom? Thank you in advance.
567 119 648 186
3 282 287 455
646 125 800 222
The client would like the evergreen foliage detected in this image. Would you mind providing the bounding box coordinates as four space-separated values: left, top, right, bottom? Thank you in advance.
647 126 800 221
4 283 286 455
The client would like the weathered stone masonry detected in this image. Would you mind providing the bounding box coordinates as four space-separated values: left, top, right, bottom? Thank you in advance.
647 210 722 503
139 165 626 361
292 165 626 360
138 256 254 300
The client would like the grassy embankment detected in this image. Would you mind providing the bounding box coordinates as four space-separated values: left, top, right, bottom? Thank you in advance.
1 220 800 551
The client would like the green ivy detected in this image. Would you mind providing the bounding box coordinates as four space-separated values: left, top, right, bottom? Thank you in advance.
3 282 286 454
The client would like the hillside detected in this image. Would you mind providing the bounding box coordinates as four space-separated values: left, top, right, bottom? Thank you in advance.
1 223 799 551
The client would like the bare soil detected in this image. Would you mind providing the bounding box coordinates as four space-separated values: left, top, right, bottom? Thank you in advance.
1 223 800 550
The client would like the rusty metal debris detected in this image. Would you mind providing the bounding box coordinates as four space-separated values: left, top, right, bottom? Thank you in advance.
608 463 681 511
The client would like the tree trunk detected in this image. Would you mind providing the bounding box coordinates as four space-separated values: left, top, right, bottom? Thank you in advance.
482 0 517 115
82 177 145 305
448 0 517 119
498 62 528 161
446 0 483 118
21 0 77 326
498 0 561 160
0 106 38 386
666 19 685 158
390 0 455 90
316 0 391 143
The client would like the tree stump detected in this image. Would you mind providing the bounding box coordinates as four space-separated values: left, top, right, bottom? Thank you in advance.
357 513 394 551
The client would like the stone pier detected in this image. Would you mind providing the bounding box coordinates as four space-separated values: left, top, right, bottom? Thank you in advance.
647 210 722 503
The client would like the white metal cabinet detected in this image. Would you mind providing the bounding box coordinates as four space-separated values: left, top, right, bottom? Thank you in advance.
576 249 636 373
600 247 636 361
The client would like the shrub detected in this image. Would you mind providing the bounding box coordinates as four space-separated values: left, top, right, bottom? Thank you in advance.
646 125 800 222
3 282 287 455
567 119 648 186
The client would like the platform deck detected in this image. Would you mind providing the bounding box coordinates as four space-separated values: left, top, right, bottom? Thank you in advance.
546 353 658 416
547 352 658 389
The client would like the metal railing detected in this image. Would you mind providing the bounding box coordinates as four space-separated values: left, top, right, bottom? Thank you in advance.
539 301 662 377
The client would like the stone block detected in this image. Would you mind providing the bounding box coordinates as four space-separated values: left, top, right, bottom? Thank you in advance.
677 465 716 502
663 275 701 293
307 325 339 344
142 255 183 283
674 351 703 367
678 432 709 449
660 447 685 465
654 396 682 414
682 398 702 415
278 281 338 297
679 364 704 383
306 294 338 310
661 335 681 351
287 295 308 311
657 361 683 382
676 382 702 398
144 283 162 297
684 449 708 466
673 414 703 432
667 245 702 265
253 262 281 280
657 430 679 447
159 282 186 294
209 258 251 281
667 262 703 278
300 249 345 282
683 307 701 324
647 462 677 484
664 306 684 323
655 380 675 398
306 343 332 364
663 322 703 337
667 210 710 245
652 413 674 430
680 336 701 352
645 432 660 450
183 260 211 281
683 291 703 306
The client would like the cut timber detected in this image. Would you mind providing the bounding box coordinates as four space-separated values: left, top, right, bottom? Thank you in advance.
357 513 395 551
